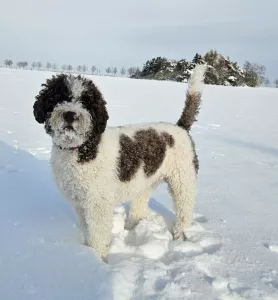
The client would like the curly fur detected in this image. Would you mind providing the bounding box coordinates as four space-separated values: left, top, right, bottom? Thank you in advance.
33 74 108 162
118 129 175 182
33 65 206 261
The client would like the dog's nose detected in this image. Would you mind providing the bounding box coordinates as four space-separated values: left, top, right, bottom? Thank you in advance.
63 111 76 123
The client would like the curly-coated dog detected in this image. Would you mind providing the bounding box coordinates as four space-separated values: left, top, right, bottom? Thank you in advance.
33 64 206 261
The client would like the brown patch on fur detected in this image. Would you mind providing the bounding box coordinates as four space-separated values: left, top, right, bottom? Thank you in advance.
189 135 199 174
176 90 201 174
161 132 175 147
177 91 201 132
118 134 141 181
118 128 175 182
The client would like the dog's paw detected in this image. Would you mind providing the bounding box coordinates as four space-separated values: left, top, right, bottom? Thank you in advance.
172 225 187 241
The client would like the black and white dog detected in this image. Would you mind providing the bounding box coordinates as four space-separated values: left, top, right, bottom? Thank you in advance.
33 65 206 260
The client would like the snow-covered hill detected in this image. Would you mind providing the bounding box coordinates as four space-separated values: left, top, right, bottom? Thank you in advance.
0 68 278 300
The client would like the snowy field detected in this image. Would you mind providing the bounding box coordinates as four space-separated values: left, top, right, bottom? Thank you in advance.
0 68 278 300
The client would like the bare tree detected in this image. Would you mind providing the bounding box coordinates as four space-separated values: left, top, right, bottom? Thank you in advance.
91 65 96 74
120 67 126 77
37 62 42 70
61 64 67 71
23 61 28 69
17 61 28 69
31 62 37 69
67 65 73 72
127 67 136 77
112 67 117 76
82 65 87 73
4 59 13 67
46 62 52 70
264 78 270 86
105 67 111 75
52 63 57 71
127 67 141 77
243 61 266 87
76 65 82 73
274 79 278 88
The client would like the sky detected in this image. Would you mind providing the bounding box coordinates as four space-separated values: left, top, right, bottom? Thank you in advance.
1 0 277 79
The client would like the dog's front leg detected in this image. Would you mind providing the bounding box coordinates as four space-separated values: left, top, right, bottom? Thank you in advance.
74 202 113 261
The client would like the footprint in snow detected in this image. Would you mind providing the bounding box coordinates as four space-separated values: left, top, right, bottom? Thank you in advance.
194 213 209 224
269 244 278 253
0 165 20 174
107 205 222 265
263 243 278 253
208 124 221 128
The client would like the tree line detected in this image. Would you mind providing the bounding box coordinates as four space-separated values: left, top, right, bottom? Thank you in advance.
2 54 278 87
2 59 140 77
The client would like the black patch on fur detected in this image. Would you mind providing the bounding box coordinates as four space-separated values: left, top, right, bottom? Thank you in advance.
33 74 72 124
118 128 175 182
79 79 108 137
76 78 108 163
33 74 109 163
77 134 102 163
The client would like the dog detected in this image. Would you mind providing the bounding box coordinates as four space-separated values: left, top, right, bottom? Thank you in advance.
33 64 206 260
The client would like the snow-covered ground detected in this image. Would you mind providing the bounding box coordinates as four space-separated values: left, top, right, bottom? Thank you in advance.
0 68 278 300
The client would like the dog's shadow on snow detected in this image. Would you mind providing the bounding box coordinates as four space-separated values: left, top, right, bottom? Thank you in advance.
208 134 278 157
0 141 75 225
0 141 113 300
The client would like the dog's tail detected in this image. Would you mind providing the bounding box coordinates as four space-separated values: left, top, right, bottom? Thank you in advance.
177 64 206 131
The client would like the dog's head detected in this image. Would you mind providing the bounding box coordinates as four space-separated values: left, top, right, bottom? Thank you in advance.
33 74 108 150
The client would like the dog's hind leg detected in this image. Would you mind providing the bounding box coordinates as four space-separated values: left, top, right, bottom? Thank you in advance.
125 190 152 230
167 168 196 240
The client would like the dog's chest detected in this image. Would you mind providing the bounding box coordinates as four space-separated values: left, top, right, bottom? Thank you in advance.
50 148 94 203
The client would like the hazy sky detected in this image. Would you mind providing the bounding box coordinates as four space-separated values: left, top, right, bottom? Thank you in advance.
1 0 277 78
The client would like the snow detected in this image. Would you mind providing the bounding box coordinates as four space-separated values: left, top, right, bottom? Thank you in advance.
228 76 236 82
1 68 278 299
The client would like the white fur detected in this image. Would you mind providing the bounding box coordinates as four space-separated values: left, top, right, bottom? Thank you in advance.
66 75 85 101
49 65 205 260
188 64 206 94
49 101 92 149
51 124 196 259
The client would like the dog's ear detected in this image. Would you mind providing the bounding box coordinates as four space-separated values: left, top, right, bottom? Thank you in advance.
33 93 47 124
33 74 70 124
82 80 109 135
